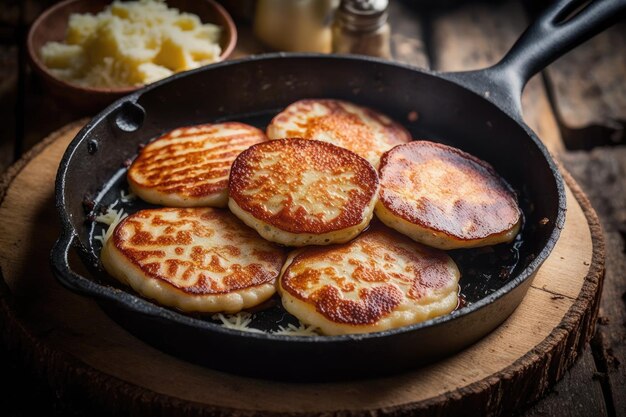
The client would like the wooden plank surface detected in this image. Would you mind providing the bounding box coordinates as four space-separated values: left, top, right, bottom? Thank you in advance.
389 1 429 69
523 348 608 417
429 0 563 154
562 148 626 417
543 23 626 150
523 0 626 151
0 1 19 173
0 46 17 173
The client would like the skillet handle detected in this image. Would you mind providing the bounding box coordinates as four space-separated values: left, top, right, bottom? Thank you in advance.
50 230 96 295
445 0 626 118
50 230 174 318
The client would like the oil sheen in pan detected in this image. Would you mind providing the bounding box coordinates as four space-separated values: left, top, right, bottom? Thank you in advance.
86 109 532 333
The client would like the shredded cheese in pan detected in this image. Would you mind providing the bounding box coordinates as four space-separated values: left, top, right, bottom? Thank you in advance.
211 312 266 334
211 312 320 336
93 189 136 245
94 207 127 244
273 323 319 337
94 228 107 244
120 189 137 202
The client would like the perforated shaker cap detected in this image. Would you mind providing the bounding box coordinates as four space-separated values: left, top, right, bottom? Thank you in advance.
338 0 389 32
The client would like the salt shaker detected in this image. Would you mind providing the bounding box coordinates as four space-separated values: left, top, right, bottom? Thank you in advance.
332 0 391 58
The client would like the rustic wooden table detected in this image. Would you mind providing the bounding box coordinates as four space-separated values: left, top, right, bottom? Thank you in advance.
0 1 624 416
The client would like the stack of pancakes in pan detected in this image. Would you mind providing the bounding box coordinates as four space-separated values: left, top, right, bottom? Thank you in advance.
101 99 521 335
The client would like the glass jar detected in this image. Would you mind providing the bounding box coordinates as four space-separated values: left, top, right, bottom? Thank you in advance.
254 0 339 53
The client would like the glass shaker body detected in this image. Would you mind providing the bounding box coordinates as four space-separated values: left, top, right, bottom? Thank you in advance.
254 0 339 53
332 0 391 59
332 20 391 58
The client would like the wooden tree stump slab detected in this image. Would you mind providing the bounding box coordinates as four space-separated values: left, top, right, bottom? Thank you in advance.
0 121 605 416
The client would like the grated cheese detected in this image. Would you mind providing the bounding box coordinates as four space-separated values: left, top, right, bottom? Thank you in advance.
40 0 222 88
94 206 127 244
211 312 320 336
120 189 137 202
211 312 266 334
94 228 108 244
273 323 319 337
95 206 126 226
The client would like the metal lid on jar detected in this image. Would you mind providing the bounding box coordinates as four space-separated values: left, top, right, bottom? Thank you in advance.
337 0 389 32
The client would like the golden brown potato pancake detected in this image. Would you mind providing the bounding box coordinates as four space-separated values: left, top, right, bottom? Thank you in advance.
278 223 460 335
101 207 287 313
376 141 521 249
267 99 411 166
228 138 379 246
128 122 267 207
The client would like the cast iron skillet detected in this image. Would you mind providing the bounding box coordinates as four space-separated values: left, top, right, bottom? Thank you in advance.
51 0 624 380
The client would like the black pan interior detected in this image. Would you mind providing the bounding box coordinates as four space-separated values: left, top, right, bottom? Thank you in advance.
57 55 562 378
85 107 532 330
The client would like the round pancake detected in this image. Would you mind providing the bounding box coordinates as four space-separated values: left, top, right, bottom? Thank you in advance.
278 224 460 335
100 207 287 313
228 139 379 246
266 99 411 167
128 122 267 207
376 141 522 249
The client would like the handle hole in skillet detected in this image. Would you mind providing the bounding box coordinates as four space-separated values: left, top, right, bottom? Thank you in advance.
114 101 145 132
553 0 591 25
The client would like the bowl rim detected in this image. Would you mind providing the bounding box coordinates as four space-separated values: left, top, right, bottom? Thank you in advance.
26 0 238 95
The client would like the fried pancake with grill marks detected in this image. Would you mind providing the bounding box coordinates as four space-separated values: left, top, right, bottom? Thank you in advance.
278 223 460 335
376 141 522 249
101 207 287 313
228 139 379 246
267 99 411 167
128 122 267 207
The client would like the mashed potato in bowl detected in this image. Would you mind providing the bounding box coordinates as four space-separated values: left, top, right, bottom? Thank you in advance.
39 0 222 88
